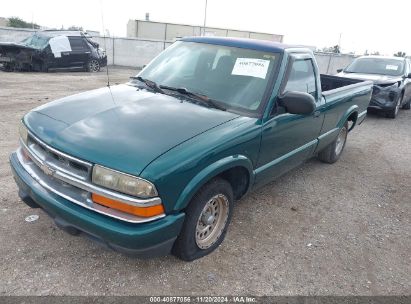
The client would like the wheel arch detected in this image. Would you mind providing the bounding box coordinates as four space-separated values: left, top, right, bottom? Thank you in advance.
339 105 359 132
400 88 406 104
173 155 254 212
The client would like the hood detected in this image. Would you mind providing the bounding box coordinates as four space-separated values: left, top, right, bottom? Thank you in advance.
337 72 402 85
0 42 37 52
24 84 240 176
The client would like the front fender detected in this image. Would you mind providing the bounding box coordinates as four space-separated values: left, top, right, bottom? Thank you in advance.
173 155 254 211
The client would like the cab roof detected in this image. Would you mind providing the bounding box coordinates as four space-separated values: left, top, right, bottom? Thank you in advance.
181 36 305 53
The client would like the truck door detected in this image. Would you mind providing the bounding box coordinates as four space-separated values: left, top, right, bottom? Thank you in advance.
255 53 325 186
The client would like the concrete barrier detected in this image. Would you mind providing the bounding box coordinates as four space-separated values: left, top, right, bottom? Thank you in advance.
315 52 358 74
0 26 357 74
0 26 36 42
92 36 166 67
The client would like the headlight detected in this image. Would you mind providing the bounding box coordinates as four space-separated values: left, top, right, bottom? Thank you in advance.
92 165 158 198
19 120 28 146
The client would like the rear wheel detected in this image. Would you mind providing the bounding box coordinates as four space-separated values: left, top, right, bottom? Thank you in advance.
87 59 100 72
172 178 233 261
318 121 348 164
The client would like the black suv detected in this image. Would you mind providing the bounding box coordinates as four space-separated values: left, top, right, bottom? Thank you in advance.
0 30 107 72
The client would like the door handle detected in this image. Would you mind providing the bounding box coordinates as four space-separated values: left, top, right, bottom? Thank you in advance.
313 110 321 117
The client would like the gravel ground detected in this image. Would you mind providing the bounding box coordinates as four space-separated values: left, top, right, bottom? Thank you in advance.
0 67 410 296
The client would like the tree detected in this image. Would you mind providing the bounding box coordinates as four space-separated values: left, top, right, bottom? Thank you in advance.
321 45 341 54
332 45 341 54
394 51 406 57
7 17 40 29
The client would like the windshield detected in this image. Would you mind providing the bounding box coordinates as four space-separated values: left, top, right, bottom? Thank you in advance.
21 34 50 49
345 57 404 76
137 41 279 114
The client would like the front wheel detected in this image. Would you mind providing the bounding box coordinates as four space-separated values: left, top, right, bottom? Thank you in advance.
318 122 348 164
402 98 411 110
386 93 402 118
172 178 234 261
87 59 100 72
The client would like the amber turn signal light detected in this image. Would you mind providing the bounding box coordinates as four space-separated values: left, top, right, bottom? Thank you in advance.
92 193 164 217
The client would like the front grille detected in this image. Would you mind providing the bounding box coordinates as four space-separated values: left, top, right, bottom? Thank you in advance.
16 149 146 223
27 134 91 181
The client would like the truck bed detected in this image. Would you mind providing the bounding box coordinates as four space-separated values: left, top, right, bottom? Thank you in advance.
320 74 367 93
320 74 373 101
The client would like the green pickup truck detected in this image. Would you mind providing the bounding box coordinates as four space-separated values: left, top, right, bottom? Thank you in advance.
10 37 373 261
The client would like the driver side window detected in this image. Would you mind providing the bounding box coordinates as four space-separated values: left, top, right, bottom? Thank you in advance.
284 59 317 98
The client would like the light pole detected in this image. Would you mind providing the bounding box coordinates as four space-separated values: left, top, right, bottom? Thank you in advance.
203 0 208 36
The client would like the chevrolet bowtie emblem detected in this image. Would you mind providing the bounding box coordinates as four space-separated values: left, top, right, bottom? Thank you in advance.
40 163 54 176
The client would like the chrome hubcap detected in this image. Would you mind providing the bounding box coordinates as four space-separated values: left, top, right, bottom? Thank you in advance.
201 212 215 226
89 60 99 72
195 194 229 249
335 126 347 156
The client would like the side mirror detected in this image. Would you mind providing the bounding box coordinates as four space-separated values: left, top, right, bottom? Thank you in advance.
407 73 411 78
280 91 316 115
336 68 343 73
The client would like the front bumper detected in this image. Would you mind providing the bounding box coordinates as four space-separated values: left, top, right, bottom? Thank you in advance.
99 56 108 67
10 152 185 257
368 84 401 111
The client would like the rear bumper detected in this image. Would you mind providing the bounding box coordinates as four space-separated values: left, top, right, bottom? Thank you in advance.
10 152 185 258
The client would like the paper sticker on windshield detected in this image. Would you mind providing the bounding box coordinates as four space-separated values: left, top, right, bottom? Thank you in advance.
386 65 399 71
231 58 270 79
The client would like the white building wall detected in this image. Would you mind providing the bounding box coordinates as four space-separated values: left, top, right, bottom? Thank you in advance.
165 24 195 40
136 21 166 40
127 19 284 42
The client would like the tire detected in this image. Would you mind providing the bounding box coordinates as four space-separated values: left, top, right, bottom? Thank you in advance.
87 59 100 72
386 93 403 118
172 178 234 261
402 98 411 110
318 121 348 164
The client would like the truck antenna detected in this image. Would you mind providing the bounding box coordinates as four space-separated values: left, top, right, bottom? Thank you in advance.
100 0 110 87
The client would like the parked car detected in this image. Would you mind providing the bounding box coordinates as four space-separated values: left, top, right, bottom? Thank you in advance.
0 30 107 72
336 56 411 118
10 37 372 261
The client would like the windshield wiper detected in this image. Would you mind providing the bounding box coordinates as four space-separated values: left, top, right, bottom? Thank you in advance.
160 85 226 111
130 76 165 94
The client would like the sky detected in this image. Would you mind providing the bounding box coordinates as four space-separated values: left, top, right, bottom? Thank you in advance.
2 0 411 55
